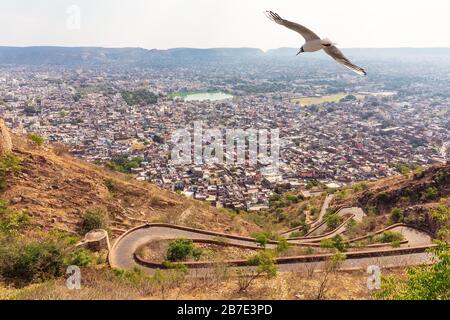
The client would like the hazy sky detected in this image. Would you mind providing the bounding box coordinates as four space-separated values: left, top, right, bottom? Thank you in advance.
1 0 450 50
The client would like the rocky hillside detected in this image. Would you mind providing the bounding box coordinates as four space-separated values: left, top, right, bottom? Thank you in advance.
0 133 259 238
337 163 450 235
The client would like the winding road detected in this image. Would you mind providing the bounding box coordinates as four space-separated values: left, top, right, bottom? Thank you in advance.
109 208 435 274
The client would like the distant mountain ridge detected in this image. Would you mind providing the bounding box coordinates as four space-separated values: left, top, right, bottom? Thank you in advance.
1 46 450 66
0 46 264 66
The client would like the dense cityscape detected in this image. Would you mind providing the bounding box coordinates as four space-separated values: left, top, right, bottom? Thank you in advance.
1 51 449 211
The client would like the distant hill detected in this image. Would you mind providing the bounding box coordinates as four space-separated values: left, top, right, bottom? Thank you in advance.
1 46 449 66
0 46 264 67
0 46 150 66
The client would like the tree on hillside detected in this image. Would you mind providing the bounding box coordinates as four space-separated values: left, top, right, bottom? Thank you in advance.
316 253 346 300
374 243 449 300
121 90 158 106
431 200 450 240
81 208 109 235
236 251 277 293
106 156 143 174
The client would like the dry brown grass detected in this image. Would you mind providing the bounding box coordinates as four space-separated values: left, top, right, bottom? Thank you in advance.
2 266 409 300
5 269 151 300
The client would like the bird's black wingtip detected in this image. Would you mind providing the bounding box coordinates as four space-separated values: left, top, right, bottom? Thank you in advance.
264 10 281 21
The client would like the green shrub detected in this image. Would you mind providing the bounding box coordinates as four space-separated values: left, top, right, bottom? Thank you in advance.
326 188 337 195
252 231 276 239
191 247 202 260
374 243 449 300
247 251 276 271
377 192 390 202
0 240 65 285
380 231 404 243
367 206 378 216
237 251 278 292
390 208 404 224
238 250 277 292
345 218 357 235
320 235 347 252
105 178 119 194
0 199 8 212
422 187 439 201
391 240 402 248
276 238 290 253
0 153 22 191
29 134 45 146
398 165 412 176
306 180 321 190
65 248 94 267
113 267 148 285
289 219 302 229
285 195 300 203
254 233 269 248
121 89 158 106
332 235 347 252
106 156 143 174
335 190 347 200
325 207 339 216
289 219 310 236
269 194 281 202
166 239 201 262
325 214 342 230
50 230 79 246
430 201 450 240
0 153 22 175
0 209 30 234
81 208 109 235
151 268 188 299
310 207 320 217
289 231 304 239
395 163 422 177
320 238 334 249
353 182 369 192
274 208 287 222
106 157 144 173
162 261 189 273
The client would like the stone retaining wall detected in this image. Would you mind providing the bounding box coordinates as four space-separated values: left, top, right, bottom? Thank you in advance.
134 244 436 270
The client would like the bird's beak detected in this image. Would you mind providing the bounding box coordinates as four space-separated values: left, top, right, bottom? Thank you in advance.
296 49 303 56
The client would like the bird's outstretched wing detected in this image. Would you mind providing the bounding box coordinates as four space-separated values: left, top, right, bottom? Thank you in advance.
265 11 320 41
323 45 367 76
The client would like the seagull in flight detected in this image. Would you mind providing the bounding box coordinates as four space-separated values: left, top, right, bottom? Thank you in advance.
265 11 367 76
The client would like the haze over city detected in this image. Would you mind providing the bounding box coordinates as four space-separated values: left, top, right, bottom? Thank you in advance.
2 0 450 49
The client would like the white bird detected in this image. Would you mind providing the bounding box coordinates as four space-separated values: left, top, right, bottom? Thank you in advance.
265 11 367 76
